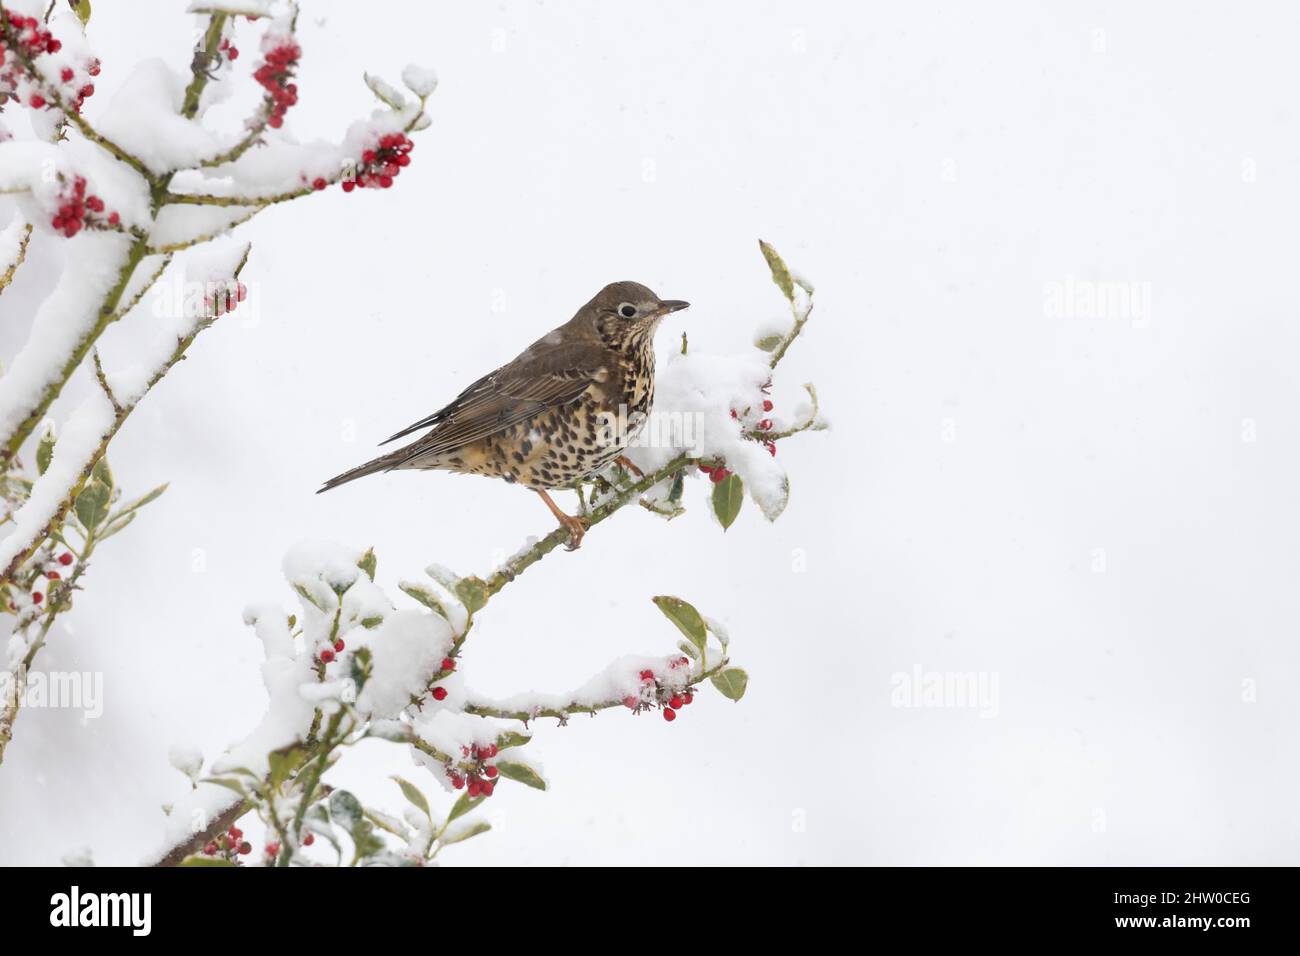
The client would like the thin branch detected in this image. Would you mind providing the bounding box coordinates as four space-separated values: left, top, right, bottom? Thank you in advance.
91 350 123 415
0 222 33 297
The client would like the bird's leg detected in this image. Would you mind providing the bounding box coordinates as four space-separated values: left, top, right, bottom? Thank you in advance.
536 489 589 550
615 455 643 478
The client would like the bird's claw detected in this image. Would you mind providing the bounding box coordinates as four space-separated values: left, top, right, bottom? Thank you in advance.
560 513 589 550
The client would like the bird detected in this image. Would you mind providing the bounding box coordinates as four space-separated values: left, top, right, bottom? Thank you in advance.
318 281 690 548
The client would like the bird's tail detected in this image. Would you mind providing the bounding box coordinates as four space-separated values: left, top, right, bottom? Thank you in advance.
317 448 409 493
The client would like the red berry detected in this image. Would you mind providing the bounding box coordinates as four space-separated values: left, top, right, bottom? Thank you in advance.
662 707 676 722
669 695 683 710
80 84 94 99
709 467 729 484
683 693 694 705
441 657 455 671
758 419 773 431
467 779 482 797
204 842 218 855
319 648 334 663
639 669 654 681
238 841 252 855
333 639 344 653
228 826 243 840
487 744 497 758
341 180 355 193
481 780 495 797
45 570 60 581
450 773 464 790
29 94 45 109
302 833 314 846
484 765 498 778
47 39 61 52
227 47 239 60
107 212 120 226
85 195 104 212
268 114 283 128
60 68 73 82
265 842 279 857
88 62 100 76
312 177 326 190
698 464 714 475
378 175 393 188
762 399 773 412
432 686 448 701
766 441 777 457
623 695 638 709
31 592 43 605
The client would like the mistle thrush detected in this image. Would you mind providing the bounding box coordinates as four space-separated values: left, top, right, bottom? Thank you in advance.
319 282 690 547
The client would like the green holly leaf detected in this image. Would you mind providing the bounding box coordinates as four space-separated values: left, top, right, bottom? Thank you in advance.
447 791 485 823
399 582 450 621
759 239 795 302
357 548 377 581
69 0 92 27
755 333 784 352
710 667 749 701
711 473 744 530
36 428 55 475
268 744 310 789
74 475 112 532
391 775 431 820
495 730 532 751
495 760 546 791
441 821 491 846
652 595 707 654
179 855 234 867
454 576 488 614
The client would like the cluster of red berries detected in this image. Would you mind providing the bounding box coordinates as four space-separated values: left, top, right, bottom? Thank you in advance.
446 741 499 797
316 637 345 664
624 659 695 722
1 13 99 113
202 824 252 859
218 36 239 62
56 61 97 111
48 175 118 238
340 132 414 192
2 11 60 58
9 551 73 611
253 39 300 129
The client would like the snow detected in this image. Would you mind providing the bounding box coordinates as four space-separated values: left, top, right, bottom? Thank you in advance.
401 65 439 98
186 0 276 15
353 609 454 719
167 745 204 781
466 653 697 715
96 60 228 175
626 346 791 520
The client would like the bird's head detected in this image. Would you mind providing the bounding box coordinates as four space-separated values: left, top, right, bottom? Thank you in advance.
584 281 690 344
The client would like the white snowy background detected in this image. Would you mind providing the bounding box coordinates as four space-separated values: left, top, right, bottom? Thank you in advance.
3 0 1299 865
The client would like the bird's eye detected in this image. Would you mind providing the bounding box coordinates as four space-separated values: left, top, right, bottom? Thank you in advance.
618 303 637 319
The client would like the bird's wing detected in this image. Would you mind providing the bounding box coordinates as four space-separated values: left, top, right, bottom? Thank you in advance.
380 337 608 456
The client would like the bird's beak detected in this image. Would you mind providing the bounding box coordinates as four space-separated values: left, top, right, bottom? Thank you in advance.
657 300 690 315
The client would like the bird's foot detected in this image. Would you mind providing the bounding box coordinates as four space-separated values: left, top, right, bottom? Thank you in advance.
536 488 590 550
558 512 590 551
615 455 644 478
